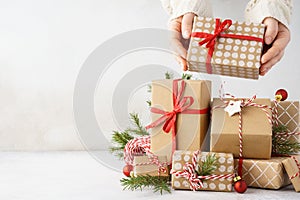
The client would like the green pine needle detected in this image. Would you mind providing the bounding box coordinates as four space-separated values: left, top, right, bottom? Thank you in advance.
164 72 173 79
110 113 148 159
146 100 152 107
196 154 218 176
120 175 171 195
272 124 300 155
181 73 192 80
126 113 148 136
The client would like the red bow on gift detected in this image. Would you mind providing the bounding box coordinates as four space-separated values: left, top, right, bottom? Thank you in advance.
191 18 264 74
146 79 209 156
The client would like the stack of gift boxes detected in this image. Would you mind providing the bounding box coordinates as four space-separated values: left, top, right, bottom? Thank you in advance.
127 17 300 192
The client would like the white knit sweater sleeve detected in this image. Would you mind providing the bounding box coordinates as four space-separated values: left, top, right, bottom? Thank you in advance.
245 0 293 28
160 0 213 20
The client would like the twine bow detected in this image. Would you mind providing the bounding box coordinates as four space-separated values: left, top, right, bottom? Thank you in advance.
171 150 234 191
146 79 209 156
290 156 300 180
191 18 264 74
213 84 272 177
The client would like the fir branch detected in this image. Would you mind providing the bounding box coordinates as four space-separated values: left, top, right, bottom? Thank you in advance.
109 130 134 158
110 113 148 158
272 125 300 155
181 73 192 80
146 100 152 107
164 72 173 79
126 113 148 136
196 154 218 176
147 84 152 93
120 175 171 195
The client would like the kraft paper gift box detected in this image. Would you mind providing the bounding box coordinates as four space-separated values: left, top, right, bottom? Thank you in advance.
234 157 291 189
211 98 272 159
272 101 300 141
187 17 265 80
133 155 169 177
282 155 300 192
171 150 234 191
149 79 211 162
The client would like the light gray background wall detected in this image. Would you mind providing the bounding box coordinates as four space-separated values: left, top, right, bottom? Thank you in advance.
0 0 299 150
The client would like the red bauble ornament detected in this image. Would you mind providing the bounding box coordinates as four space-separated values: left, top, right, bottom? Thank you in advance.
234 176 247 193
123 164 133 177
275 89 288 101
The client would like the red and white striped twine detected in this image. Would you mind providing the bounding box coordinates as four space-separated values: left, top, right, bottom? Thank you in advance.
170 150 234 191
124 136 151 166
213 88 273 161
290 156 300 180
134 153 168 175
123 136 169 175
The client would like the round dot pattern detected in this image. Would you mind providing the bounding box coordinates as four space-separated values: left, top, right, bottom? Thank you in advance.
172 151 234 191
187 17 264 79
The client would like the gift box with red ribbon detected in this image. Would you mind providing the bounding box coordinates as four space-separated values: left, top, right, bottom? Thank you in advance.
147 79 211 163
187 17 265 79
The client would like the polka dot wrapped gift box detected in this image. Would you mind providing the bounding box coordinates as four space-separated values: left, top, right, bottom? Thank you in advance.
171 150 234 192
187 17 265 80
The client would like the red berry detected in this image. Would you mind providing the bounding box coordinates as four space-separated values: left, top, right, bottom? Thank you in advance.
123 165 133 177
275 89 288 101
234 176 247 193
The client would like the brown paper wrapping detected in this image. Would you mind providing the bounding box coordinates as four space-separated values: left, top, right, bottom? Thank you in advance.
187 17 265 80
150 80 211 162
234 158 291 189
282 155 300 192
171 151 234 191
133 155 169 177
211 98 272 159
272 101 300 142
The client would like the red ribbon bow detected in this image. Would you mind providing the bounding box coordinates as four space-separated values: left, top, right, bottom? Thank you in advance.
191 18 264 74
146 79 209 155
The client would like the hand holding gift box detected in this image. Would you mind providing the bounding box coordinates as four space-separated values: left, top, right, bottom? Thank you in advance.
187 17 265 79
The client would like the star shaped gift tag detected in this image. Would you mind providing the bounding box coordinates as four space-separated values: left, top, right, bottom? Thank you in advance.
224 100 242 116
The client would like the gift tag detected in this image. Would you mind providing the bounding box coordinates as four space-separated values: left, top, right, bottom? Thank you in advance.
224 100 241 116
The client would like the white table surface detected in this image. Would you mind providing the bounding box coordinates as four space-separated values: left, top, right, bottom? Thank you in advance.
0 151 299 200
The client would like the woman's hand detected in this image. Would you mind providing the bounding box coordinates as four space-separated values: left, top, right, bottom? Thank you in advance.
169 13 195 70
260 17 291 76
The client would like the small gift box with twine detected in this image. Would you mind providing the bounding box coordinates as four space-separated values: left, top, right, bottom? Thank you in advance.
133 155 169 177
171 150 234 191
187 17 265 79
